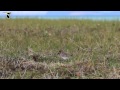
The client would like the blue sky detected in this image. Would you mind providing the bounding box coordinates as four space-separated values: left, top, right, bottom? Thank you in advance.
0 11 120 16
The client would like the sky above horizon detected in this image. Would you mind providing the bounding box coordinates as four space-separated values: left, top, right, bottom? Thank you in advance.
0 11 120 16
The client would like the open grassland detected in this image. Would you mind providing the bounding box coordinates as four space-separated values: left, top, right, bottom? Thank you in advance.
0 18 120 79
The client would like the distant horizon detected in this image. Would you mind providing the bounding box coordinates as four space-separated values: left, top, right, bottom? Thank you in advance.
1 11 120 16
1 15 120 21
0 11 120 20
1 14 120 17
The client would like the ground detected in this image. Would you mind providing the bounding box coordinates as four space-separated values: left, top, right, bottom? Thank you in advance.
0 19 120 79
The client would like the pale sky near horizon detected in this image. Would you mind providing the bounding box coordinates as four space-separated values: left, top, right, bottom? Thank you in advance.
0 11 120 16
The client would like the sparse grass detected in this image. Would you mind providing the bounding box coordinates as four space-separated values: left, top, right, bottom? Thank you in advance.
0 18 120 79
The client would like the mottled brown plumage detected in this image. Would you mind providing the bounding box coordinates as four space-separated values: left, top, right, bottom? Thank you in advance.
58 50 72 60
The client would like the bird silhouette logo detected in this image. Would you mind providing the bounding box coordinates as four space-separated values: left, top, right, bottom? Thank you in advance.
3 12 11 18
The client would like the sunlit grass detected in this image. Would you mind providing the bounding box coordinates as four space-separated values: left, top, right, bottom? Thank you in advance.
0 18 120 79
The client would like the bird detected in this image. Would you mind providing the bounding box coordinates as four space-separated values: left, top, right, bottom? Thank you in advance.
57 50 72 60
3 12 11 18
27 47 34 57
27 47 39 62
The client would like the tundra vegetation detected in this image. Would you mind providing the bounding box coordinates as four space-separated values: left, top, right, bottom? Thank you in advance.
0 18 120 79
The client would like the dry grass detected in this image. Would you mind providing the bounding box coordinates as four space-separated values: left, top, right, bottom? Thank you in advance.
0 18 120 79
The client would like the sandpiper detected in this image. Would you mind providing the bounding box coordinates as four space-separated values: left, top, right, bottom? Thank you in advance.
27 47 34 57
27 47 39 62
57 50 72 60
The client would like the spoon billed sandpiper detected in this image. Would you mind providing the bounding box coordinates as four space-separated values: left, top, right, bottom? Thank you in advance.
57 50 72 60
27 47 39 62
27 47 34 57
